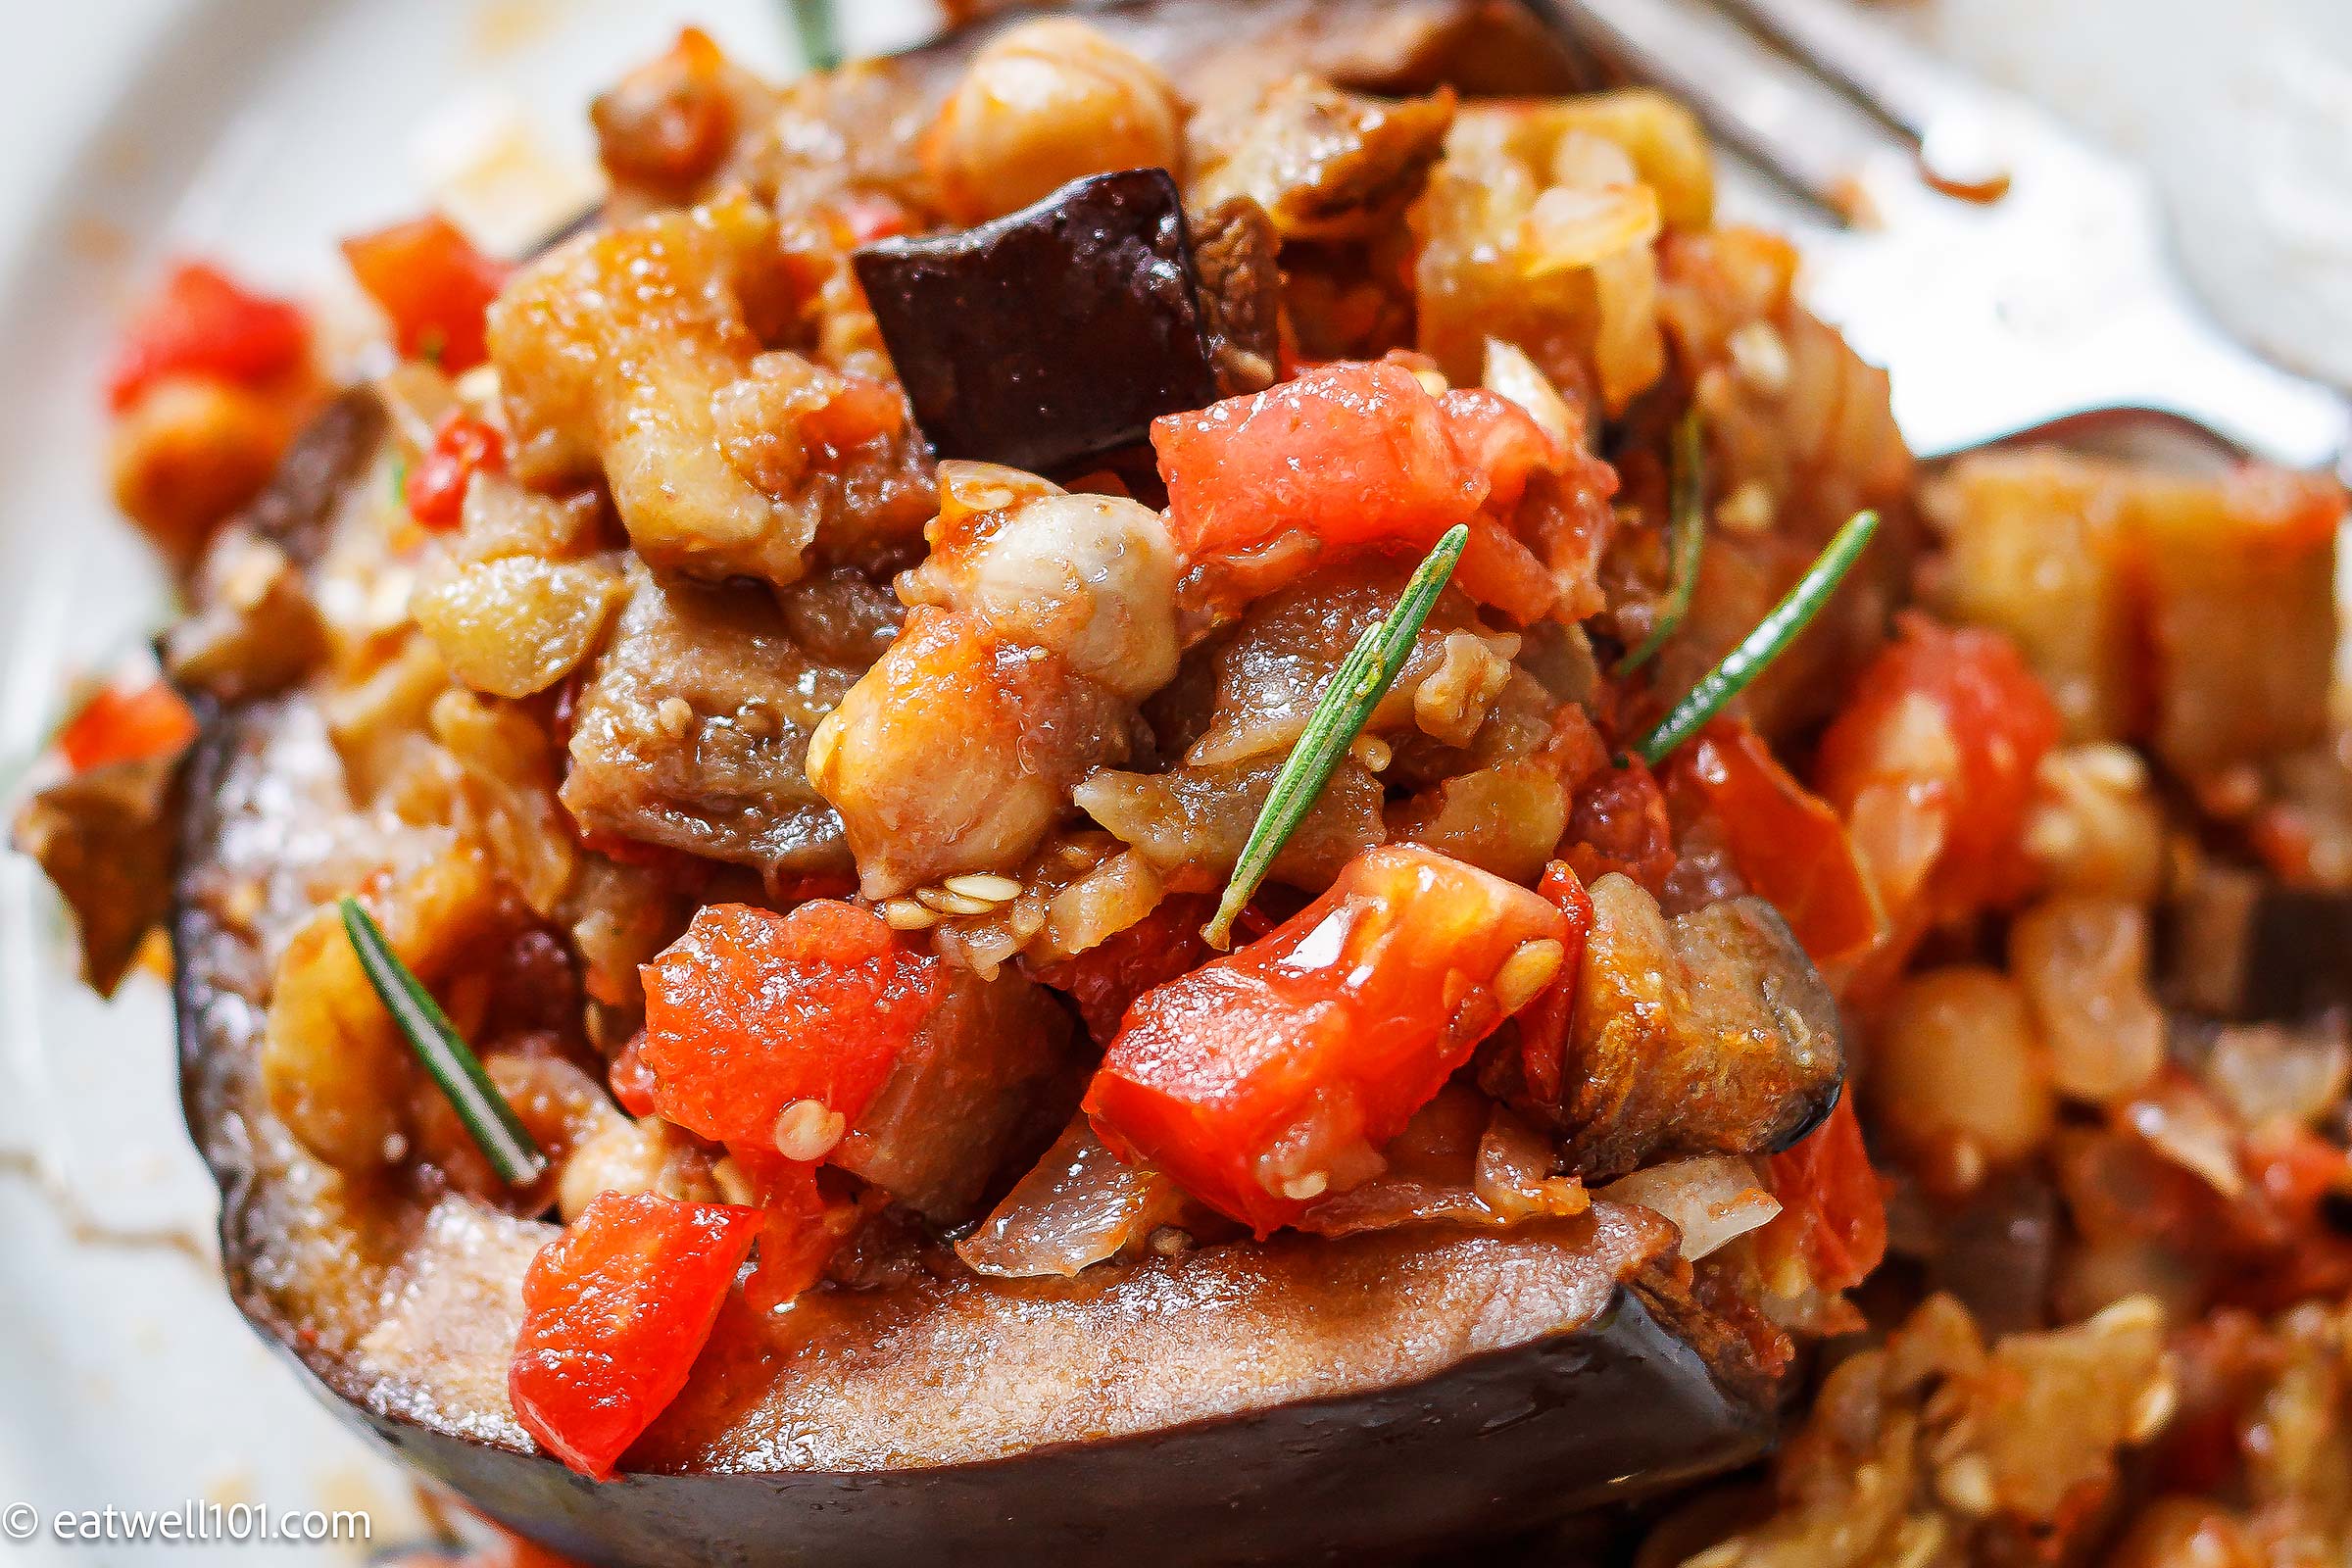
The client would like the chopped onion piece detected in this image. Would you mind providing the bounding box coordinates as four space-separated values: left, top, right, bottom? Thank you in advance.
2125 1082 2245 1200
956 1118 1185 1279
1600 1155 1781 1261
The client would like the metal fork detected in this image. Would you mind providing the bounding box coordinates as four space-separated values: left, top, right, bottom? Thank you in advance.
1529 0 2352 479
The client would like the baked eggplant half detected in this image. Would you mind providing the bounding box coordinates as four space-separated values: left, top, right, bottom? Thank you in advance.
119 2 1889 1564
168 408 1788 1566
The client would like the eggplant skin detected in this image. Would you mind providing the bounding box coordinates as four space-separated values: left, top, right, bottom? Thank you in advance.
360 1289 1763 1568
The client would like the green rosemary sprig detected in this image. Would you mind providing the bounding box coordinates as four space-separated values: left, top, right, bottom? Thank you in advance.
1204 523 1470 949
1614 408 1707 677
339 897 546 1186
789 0 844 73
1634 509 1881 766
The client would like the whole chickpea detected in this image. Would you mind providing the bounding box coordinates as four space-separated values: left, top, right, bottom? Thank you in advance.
1872 966 2057 1196
928 20 1183 224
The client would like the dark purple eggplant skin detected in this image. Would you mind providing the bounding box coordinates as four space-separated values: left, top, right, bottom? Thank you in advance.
166 6 1786 1566
858 169 1222 476
2235 888 2352 1022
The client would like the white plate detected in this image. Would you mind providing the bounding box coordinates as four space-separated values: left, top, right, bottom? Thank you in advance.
0 3 2345 1566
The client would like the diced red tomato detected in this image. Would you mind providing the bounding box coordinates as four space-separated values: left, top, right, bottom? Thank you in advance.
105 262 309 413
726 1150 869 1311
403 409 507 529
1437 387 1561 515
608 1033 659 1119
1673 719 1884 966
509 1193 760 1479
1152 361 1488 562
56 679 198 773
640 902 943 1152
1083 846 1569 1236
1563 754 1677 895
1762 1094 1886 1296
1511 861 1594 1105
341 214 512 371
1815 614 2063 932
1027 893 1219 1044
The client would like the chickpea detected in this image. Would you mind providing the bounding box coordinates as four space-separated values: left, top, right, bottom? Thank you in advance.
108 375 290 564
1871 966 2056 1195
557 1112 676 1221
928 20 1183 223
2025 743 2165 905
906 490 1183 701
2009 895 2164 1105
412 1051 614 1209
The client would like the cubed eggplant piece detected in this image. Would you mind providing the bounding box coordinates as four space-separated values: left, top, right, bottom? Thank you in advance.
2237 888 2352 1022
855 168 1221 475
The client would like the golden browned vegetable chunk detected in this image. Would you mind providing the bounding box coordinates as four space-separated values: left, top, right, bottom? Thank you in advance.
1543 873 1842 1178
835 964 1084 1223
489 201 931 588
1190 75 1457 242
808 606 1130 900
12 754 181 996
262 850 503 1171
1928 450 2343 779
561 564 861 883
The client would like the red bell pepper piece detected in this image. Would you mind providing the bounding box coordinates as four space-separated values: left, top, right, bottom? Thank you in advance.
105 262 309 413
1083 846 1568 1236
341 214 512 371
1674 719 1884 966
640 902 943 1152
1815 614 2063 929
726 1150 869 1311
509 1193 760 1479
403 409 507 529
1027 893 1219 1045
56 680 198 773
1762 1094 1886 1296
1511 861 1595 1105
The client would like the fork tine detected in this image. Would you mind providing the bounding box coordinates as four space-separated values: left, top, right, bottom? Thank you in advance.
1705 0 1955 144
1527 0 1891 222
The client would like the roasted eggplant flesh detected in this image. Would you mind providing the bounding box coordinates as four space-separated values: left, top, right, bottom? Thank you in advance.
858 169 1220 476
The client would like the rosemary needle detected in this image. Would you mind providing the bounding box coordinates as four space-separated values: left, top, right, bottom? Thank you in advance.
1633 509 1881 767
1614 409 1707 677
789 0 844 73
340 897 546 1186
1204 524 1470 949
